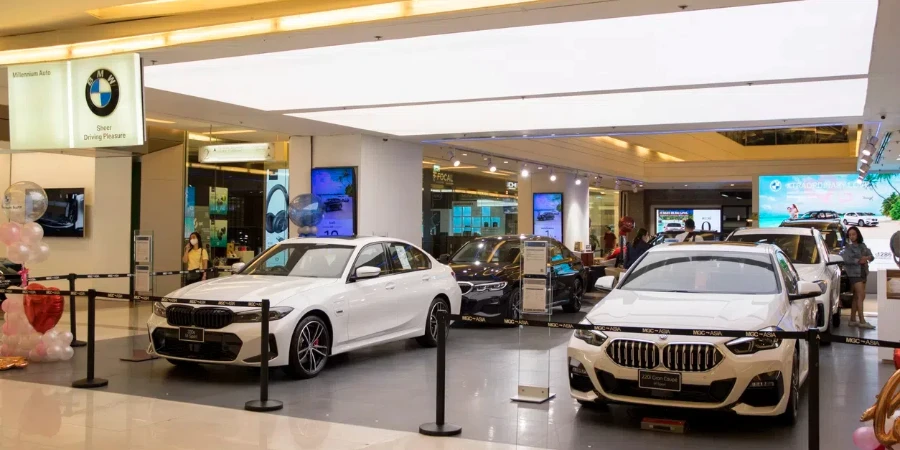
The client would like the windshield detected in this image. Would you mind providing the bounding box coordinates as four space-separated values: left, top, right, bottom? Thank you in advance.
781 223 843 251
242 243 354 278
729 234 820 265
620 251 778 295
451 240 521 264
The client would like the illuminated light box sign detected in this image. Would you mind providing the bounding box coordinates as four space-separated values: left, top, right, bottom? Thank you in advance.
655 208 722 234
758 174 894 269
199 143 275 163
7 53 145 150
533 193 563 241
311 167 357 237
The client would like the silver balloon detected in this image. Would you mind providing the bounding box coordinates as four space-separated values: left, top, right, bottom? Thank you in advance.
2 182 48 224
288 194 325 228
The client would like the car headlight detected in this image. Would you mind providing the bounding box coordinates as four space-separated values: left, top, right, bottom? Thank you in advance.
726 327 782 355
233 307 294 323
152 302 167 318
473 281 507 292
574 327 608 346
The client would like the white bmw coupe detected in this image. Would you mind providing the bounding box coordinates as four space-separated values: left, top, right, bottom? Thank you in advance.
569 242 820 425
147 237 461 379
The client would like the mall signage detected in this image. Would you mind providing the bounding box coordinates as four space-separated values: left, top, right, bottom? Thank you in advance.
432 171 454 185
199 143 275 163
7 53 145 150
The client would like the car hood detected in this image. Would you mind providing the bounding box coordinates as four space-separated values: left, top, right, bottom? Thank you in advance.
450 262 518 282
585 290 784 331
164 275 337 307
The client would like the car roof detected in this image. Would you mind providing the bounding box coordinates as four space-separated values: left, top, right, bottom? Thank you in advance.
650 241 774 254
732 227 818 237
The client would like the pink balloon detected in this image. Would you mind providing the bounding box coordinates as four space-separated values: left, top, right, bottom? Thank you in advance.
19 222 43 245
29 242 50 264
0 222 21 246
35 342 47 357
0 345 9 356
6 242 31 265
852 426 880 450
1 322 15 336
0 301 8 314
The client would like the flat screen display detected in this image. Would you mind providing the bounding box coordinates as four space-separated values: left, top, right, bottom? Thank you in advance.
655 208 721 234
759 174 893 269
311 167 357 237
533 193 563 241
38 188 86 237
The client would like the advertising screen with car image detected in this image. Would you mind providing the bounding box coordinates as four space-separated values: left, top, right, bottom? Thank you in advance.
655 208 721 235
533 193 563 241
37 188 86 237
311 167 356 237
759 174 896 269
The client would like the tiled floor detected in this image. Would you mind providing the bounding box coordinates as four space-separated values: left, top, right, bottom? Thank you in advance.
0 296 891 449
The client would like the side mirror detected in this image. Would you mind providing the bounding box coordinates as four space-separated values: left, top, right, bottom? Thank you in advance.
594 275 615 292
438 254 450 264
354 266 381 280
231 262 246 273
826 254 843 266
790 281 823 301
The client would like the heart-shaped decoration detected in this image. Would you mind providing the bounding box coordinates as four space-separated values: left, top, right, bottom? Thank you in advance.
24 283 63 334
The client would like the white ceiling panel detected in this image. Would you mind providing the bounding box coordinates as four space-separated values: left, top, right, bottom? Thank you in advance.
144 0 877 111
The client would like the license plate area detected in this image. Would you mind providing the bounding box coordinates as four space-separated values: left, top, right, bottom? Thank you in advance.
638 370 682 392
179 327 205 342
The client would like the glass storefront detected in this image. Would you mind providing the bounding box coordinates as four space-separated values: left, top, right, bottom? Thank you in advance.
589 189 620 255
422 169 518 257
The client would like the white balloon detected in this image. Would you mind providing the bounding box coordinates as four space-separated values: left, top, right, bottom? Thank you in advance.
4 335 20 348
60 331 74 346
27 348 43 362
47 344 63 360
20 222 43 244
41 331 59 346
28 242 50 264
6 242 31 265
60 346 74 361
5 299 23 314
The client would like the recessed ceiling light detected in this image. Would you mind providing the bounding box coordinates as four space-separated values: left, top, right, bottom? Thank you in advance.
503 160 509 164
684 184 689 187
146 118 175 124
730 183 735 186
145 0 877 111
211 129 256 135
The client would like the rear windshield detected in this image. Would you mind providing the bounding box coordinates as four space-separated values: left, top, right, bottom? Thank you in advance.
729 234 820 265
620 251 778 295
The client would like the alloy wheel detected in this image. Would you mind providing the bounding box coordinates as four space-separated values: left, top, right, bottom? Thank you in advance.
572 280 583 309
509 291 522 319
429 301 450 341
297 320 328 374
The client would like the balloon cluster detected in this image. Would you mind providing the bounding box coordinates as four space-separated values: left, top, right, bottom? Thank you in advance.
857 361 900 450
0 181 50 265
0 285 73 362
288 193 325 237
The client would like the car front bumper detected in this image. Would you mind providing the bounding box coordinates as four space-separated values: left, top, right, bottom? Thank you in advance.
459 288 513 318
567 334 795 417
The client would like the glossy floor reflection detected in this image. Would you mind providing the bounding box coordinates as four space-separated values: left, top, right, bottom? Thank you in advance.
0 299 889 450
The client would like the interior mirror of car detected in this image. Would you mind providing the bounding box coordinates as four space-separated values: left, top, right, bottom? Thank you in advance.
355 266 381 280
438 254 450 264
826 254 844 266
790 281 823 301
231 262 246 274
594 275 615 291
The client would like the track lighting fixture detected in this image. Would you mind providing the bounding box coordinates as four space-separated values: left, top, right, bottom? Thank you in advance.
520 164 529 178
488 158 496 172
550 169 557 182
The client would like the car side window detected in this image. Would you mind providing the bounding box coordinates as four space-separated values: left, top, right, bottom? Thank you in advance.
386 242 419 273
549 244 564 262
406 245 432 270
352 244 389 275
775 252 798 294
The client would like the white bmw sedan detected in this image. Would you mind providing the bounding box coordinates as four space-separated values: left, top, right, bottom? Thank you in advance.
727 227 843 333
568 242 820 425
147 237 461 379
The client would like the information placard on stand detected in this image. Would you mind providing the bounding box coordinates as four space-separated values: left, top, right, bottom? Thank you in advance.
122 231 156 362
513 239 555 404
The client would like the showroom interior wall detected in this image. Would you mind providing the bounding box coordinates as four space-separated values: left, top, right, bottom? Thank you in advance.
0 151 132 293
140 144 185 295
518 171 589 250
288 135 424 245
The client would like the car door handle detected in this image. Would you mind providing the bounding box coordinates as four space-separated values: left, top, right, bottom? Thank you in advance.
422 276 431 282
386 282 396 290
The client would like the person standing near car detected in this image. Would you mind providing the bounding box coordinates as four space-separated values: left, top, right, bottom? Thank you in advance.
842 226 875 329
603 226 616 254
182 232 209 285
675 219 704 242
624 228 651 269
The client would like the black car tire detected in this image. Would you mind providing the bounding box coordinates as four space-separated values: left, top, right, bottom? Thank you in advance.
507 289 522 320
840 292 853 308
778 346 800 426
832 310 841 328
166 358 199 368
859 220 864 227
562 279 584 313
417 297 450 347
285 315 331 379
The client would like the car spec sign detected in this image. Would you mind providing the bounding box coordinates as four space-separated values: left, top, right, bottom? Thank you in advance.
533 193 563 242
7 53 145 150
311 167 357 237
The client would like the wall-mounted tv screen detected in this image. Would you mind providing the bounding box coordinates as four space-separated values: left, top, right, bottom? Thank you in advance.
311 167 357 237
533 193 563 241
37 188 86 237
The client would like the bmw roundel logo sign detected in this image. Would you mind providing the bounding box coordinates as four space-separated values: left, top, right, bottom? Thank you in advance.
85 68 120 117
769 180 782 192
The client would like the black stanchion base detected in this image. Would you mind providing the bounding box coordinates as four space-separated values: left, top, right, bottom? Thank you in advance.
71 340 87 348
245 399 284 412
72 378 108 389
120 350 159 362
419 423 462 437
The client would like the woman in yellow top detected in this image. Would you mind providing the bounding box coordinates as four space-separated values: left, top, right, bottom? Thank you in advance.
182 232 209 285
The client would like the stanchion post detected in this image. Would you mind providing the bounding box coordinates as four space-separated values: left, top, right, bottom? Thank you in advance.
808 328 820 450
245 299 283 412
68 274 86 348
419 311 462 437
72 289 108 389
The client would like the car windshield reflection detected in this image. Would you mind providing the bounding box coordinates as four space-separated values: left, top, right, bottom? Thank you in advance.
242 243 355 278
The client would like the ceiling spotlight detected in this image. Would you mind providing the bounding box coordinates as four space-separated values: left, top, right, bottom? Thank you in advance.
863 141 876 156
521 164 530 178
503 160 509 164
549 169 557 182
538 166 544 170
730 183 735 187
860 156 870 165
632 185 638 193
488 158 497 172
575 176 582 185
462 153 468 156
448 150 460 167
